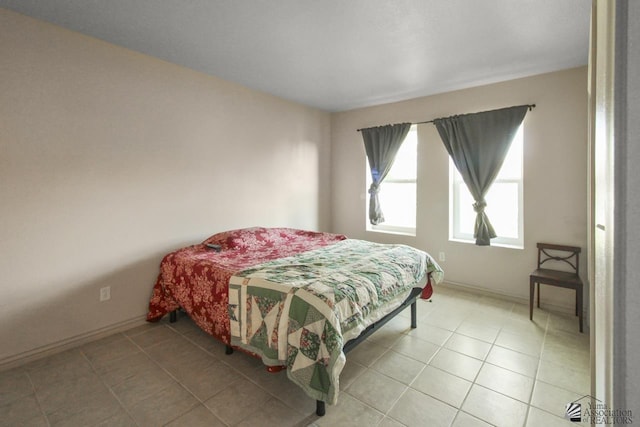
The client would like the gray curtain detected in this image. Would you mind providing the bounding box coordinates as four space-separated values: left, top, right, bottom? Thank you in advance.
361 123 411 225
434 105 529 246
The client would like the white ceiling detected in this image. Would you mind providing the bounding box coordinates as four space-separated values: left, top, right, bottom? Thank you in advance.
0 0 591 112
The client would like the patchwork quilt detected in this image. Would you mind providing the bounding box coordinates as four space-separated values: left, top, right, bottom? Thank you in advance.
146 227 346 344
228 239 444 404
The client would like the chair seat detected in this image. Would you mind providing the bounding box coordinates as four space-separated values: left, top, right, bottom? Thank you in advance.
530 243 583 333
530 268 583 288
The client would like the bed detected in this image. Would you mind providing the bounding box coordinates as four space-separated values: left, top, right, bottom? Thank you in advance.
147 227 443 416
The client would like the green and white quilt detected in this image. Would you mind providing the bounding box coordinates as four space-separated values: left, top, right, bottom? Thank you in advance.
228 239 443 404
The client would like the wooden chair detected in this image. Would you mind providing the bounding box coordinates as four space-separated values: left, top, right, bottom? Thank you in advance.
529 243 583 332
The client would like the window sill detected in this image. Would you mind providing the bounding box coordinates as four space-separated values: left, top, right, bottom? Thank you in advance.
449 238 523 250
367 227 416 237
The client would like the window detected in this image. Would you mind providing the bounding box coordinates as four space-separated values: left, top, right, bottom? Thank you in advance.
366 125 417 235
450 125 524 248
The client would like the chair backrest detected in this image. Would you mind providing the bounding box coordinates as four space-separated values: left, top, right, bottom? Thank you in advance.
536 243 580 274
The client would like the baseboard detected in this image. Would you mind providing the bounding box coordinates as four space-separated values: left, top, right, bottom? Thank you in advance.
438 280 583 317
0 315 148 372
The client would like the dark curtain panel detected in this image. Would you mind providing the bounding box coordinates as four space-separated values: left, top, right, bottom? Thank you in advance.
434 105 529 245
361 123 411 225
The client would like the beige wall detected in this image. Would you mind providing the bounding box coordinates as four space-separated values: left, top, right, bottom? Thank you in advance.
330 67 588 311
0 9 331 364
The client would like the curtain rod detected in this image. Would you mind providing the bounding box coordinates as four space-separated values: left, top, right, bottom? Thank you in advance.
356 104 536 132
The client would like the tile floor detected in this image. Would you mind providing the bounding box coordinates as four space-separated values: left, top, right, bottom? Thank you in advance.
0 285 590 427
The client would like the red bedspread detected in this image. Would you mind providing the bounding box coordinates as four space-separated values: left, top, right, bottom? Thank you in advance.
146 227 347 344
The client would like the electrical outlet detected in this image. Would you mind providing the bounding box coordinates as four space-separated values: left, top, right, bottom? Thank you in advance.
438 252 446 262
100 286 111 301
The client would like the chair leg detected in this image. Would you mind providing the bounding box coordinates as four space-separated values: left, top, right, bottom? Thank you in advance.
529 279 535 321
577 287 583 333
537 282 541 308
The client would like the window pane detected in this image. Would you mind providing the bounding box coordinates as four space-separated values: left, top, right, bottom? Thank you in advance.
386 127 417 181
485 183 519 238
377 182 416 228
495 125 523 180
455 182 519 239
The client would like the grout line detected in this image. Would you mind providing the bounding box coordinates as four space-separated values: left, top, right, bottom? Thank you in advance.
78 344 142 427
24 370 51 427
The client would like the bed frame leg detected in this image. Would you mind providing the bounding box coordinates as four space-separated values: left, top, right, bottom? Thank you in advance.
316 400 325 416
169 310 177 323
225 345 234 355
410 301 417 329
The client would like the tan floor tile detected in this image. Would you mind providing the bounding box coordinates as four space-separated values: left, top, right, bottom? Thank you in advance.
182 328 228 355
41 375 122 426
407 323 453 346
22 349 84 373
219 350 265 372
34 372 110 414
26 351 93 388
463 312 508 330
501 315 547 338
544 328 590 349
128 384 198 426
485 345 539 378
246 365 317 414
129 324 181 348
371 349 425 385
144 335 217 369
378 416 406 427
526 406 585 427
204 377 271 425
387 388 457 427
475 363 534 403
366 321 409 348
444 333 492 360
93 409 138 427
110 366 177 409
80 333 140 368
235 397 308 427
93 351 158 387
345 369 407 413
478 295 515 310
178 358 242 400
337 360 367 390
164 404 226 427
422 309 467 331
452 411 493 427
47 398 123 427
455 321 499 343
547 312 583 334
411 365 471 408
530 380 584 419
0 368 33 406
164 314 202 335
0 394 47 426
346 340 389 367
537 359 590 396
429 348 482 381
541 342 590 373
495 330 544 357
462 384 528 427
313 393 384 427
393 334 440 363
